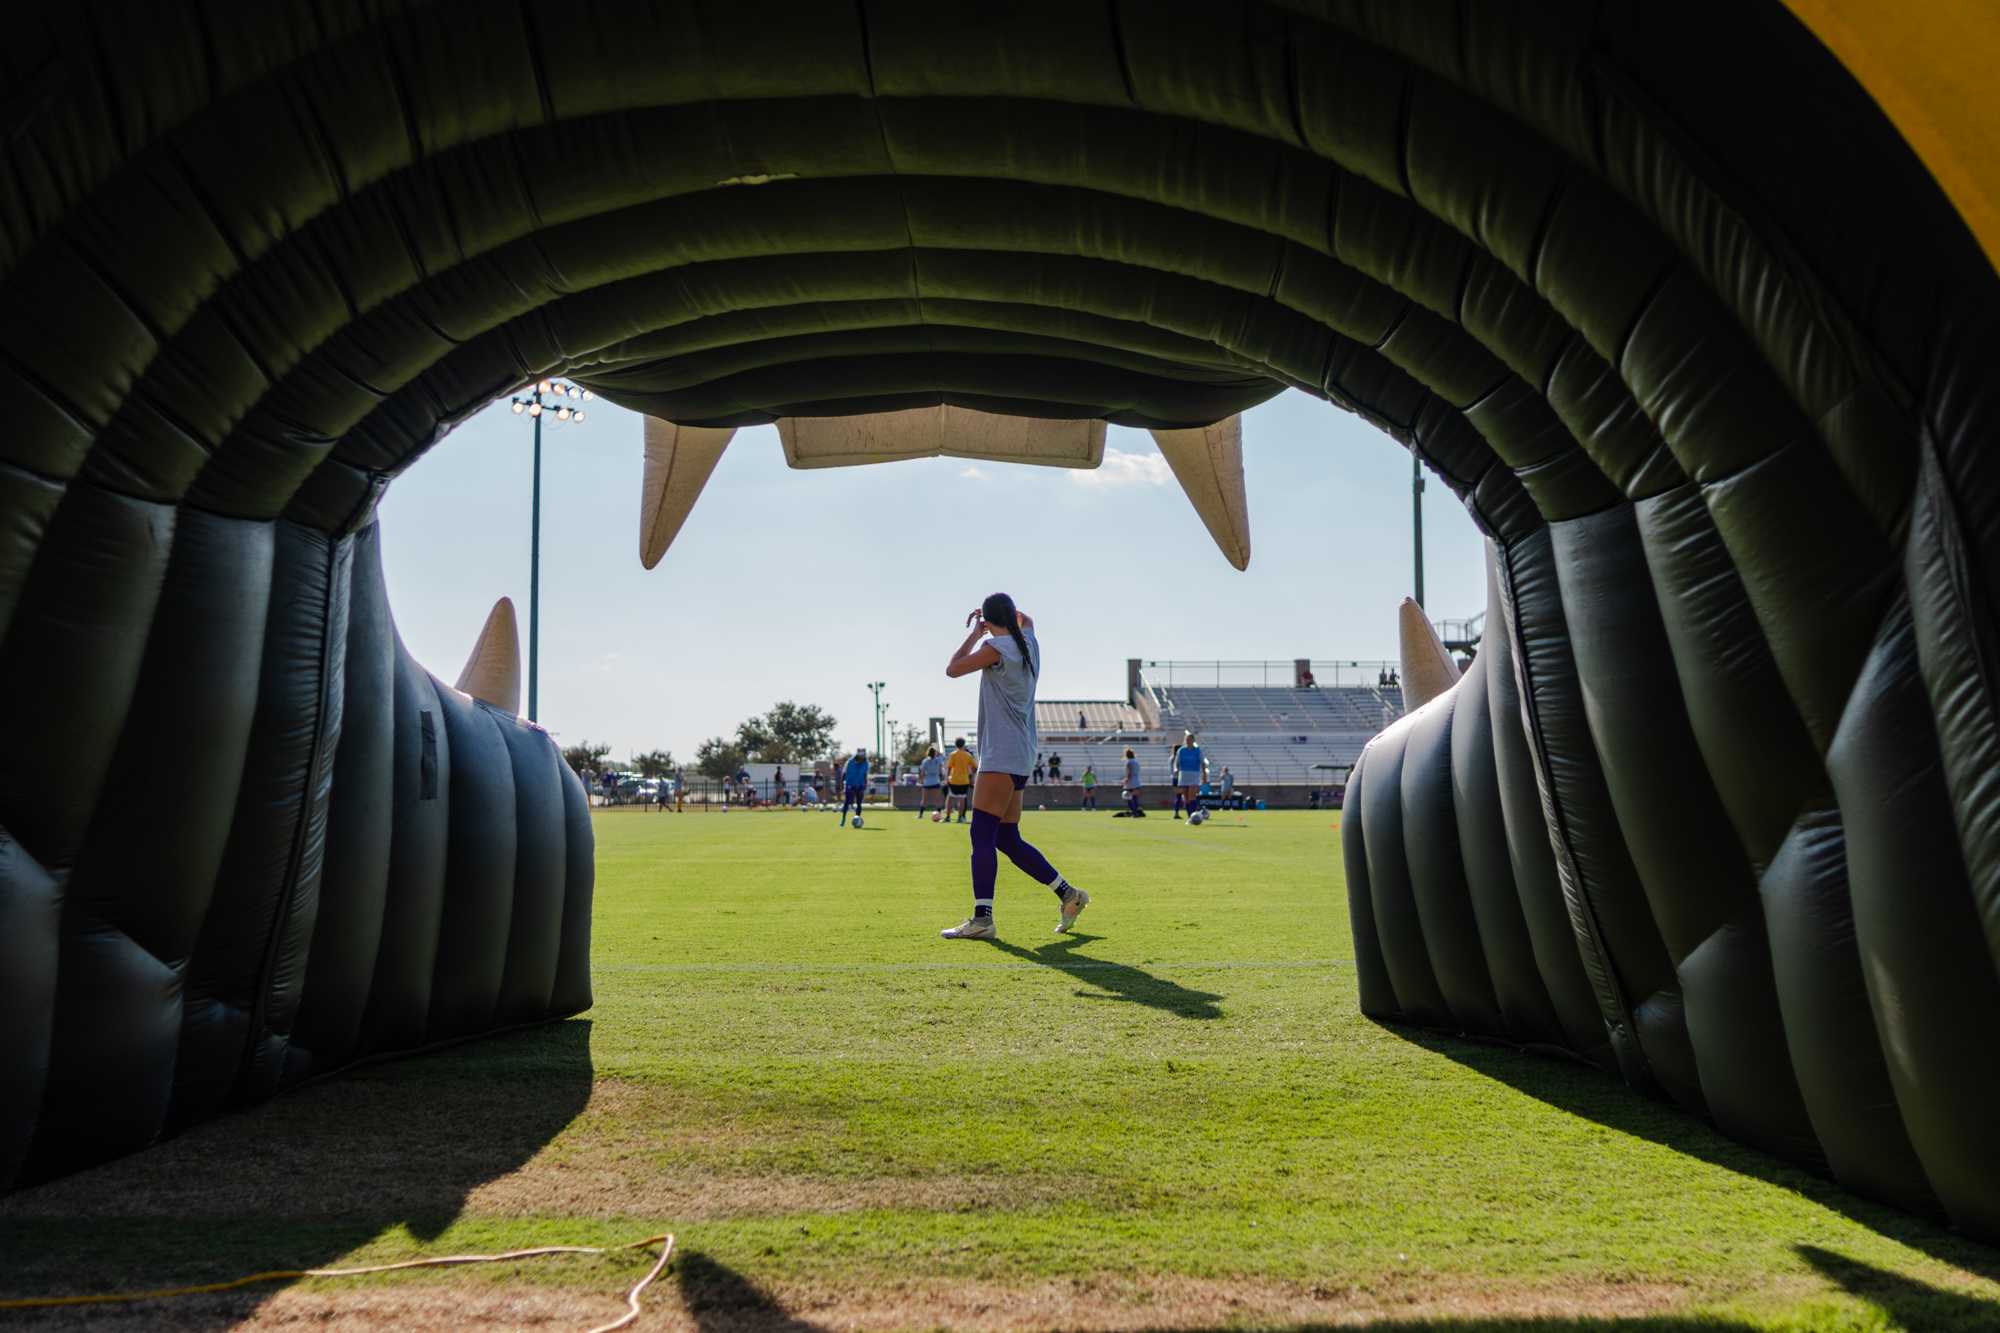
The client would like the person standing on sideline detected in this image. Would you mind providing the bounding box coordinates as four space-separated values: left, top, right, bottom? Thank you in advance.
1079 763 1098 810
939 595 1088 939
1047 751 1063 783
1174 731 1207 823
1119 746 1145 817
917 745 945 819
1218 765 1235 811
838 748 869 826
944 737 977 823
1168 737 1187 819
1032 752 1045 784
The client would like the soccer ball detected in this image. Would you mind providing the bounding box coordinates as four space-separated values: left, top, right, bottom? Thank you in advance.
1038 804 1046 811
931 811 943 822
1189 809 1206 825
852 815 864 829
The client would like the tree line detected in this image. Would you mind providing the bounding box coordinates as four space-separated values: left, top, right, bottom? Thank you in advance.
560 699 841 784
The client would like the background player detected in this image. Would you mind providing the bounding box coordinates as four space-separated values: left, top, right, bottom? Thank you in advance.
916 745 945 820
943 737 977 823
1118 746 1145 817
838 747 869 826
938 595 1088 939
1174 731 1207 824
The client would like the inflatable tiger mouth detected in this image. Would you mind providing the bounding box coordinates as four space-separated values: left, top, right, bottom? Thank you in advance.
2 0 1996 1237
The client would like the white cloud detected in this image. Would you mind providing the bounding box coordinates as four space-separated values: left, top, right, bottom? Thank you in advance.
959 465 990 481
1070 447 1172 489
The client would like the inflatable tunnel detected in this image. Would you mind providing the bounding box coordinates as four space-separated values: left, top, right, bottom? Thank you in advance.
1 0 1997 1238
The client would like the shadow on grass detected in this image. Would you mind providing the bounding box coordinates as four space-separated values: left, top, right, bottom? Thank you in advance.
985 932 1223 1019
672 1245 1999 1331
1390 1026 2000 1286
0 1019 594 1330
680 1249 820 1332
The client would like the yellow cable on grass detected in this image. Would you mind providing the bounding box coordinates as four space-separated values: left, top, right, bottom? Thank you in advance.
0 1231 675 1333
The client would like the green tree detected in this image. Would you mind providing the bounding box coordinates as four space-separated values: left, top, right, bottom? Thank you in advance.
736 700 838 762
734 714 775 759
895 723 928 766
562 741 611 776
695 736 748 781
632 749 676 779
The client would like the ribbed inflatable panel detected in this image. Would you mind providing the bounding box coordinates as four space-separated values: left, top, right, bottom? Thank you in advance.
0 0 1995 1238
0 520 593 1188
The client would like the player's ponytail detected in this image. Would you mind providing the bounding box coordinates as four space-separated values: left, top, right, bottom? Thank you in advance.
982 591 1036 676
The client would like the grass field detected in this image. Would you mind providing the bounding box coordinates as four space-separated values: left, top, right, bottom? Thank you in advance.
3 808 1998 1330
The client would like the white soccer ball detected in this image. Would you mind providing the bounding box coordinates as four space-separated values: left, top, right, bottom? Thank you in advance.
1038 804 1046 811
1190 809 1206 825
931 811 943 822
852 815 864 829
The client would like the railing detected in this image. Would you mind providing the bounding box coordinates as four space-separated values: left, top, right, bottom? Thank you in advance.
1141 659 1403 687
1434 612 1486 651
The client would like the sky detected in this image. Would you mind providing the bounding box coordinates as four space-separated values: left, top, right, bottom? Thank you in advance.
377 388 1487 763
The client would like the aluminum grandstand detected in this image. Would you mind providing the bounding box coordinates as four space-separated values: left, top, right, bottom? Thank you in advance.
941 659 1412 786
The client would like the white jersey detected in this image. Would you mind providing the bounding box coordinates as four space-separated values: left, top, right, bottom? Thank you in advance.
919 754 943 786
976 625 1041 775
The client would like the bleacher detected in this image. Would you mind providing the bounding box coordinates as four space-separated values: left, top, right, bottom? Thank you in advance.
942 666 1409 788
1139 680 1404 787
1036 699 1151 736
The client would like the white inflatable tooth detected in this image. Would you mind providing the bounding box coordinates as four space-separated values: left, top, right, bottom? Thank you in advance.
1397 596 1461 711
455 596 522 715
640 417 736 569
1149 415 1250 571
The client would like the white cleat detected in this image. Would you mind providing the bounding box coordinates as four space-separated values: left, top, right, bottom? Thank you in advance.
1055 886 1090 934
941 916 996 940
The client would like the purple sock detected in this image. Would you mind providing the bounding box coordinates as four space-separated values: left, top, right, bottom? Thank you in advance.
995 821 1063 889
970 809 999 915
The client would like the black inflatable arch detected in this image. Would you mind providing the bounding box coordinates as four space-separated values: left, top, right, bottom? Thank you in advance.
2 1 1997 1237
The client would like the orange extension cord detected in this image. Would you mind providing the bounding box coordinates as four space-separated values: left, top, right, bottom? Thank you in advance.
0 1231 675 1332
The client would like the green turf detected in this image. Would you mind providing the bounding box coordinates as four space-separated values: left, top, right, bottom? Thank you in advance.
3 808 1998 1329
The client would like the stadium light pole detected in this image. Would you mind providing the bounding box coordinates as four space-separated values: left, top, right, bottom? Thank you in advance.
509 378 592 723
1411 449 1426 609
866 680 887 761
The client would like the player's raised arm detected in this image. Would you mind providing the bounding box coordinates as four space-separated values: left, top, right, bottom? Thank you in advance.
946 609 1002 678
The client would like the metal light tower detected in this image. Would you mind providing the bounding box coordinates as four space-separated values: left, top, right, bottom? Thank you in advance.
1411 449 1426 609
866 681 887 761
508 378 592 723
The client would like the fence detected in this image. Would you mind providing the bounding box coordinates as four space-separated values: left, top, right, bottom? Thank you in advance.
587 773 899 808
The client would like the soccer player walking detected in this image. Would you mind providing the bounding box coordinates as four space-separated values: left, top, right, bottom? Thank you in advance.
1119 747 1145 817
939 594 1088 939
838 748 869 826
943 737 976 823
916 745 945 819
